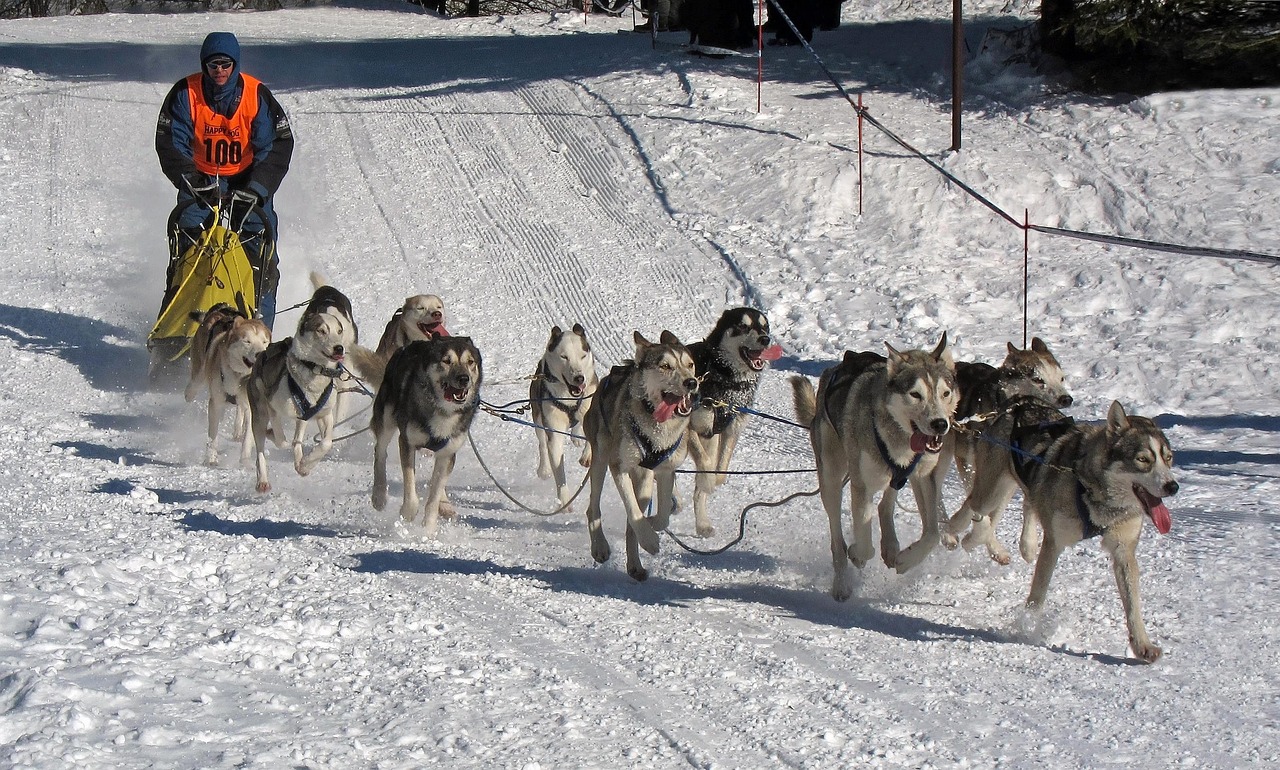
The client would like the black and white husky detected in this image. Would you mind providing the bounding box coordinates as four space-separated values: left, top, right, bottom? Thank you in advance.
368 336 483 538
685 307 782 536
530 323 599 508
582 330 700 581
247 274 359 493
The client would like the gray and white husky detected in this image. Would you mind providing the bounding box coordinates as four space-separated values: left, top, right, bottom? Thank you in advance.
368 336 483 538
685 307 782 537
791 335 959 597
530 323 599 508
582 330 699 581
942 337 1074 563
247 274 359 493
962 398 1178 662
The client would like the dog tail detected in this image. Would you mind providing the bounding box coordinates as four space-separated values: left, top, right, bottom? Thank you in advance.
345 345 386 391
790 375 816 428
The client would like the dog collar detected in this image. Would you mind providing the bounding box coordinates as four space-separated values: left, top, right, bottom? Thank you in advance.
299 358 345 379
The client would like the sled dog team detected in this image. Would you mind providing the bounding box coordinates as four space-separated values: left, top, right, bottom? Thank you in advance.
183 274 1179 662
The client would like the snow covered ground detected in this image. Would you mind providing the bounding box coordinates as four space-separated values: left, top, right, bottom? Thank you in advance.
0 1 1277 767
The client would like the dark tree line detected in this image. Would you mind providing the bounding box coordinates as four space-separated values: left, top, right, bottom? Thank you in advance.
1041 0 1280 90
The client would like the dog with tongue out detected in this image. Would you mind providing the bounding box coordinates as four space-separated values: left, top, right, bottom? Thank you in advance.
582 329 700 582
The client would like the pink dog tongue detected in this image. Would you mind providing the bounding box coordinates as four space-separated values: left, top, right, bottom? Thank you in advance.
653 400 678 423
759 344 783 361
1150 500 1172 534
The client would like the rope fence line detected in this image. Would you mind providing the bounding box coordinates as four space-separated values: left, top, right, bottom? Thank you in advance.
755 0 1279 266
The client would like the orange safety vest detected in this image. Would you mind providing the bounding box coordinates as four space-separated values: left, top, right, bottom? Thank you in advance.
186 72 262 177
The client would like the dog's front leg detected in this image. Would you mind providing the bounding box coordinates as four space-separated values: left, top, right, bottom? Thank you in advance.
688 433 717 538
1103 518 1161 663
297 413 334 477
650 469 677 533
535 412 555 480
893 465 947 574
877 486 902 569
715 424 742 488
204 392 226 466
546 428 571 506
1025 532 1067 609
419 449 457 539
398 433 419 525
615 467 659 555
251 407 273 493
583 458 612 564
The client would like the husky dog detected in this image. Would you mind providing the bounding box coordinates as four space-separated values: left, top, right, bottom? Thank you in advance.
583 330 700 581
791 336 958 597
530 324 599 508
184 303 272 466
375 294 449 361
685 308 782 536
247 275 359 493
965 398 1177 662
942 337 1074 563
368 337 483 537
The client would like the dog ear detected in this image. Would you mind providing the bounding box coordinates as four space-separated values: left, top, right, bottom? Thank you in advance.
884 342 904 376
659 330 682 347
931 332 954 369
1106 400 1131 435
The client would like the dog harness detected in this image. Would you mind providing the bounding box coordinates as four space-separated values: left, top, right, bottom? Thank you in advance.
629 411 684 470
1009 413 1103 540
873 424 922 491
287 372 334 421
535 360 586 421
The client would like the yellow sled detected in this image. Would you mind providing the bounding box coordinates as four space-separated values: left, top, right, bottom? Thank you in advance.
147 196 275 388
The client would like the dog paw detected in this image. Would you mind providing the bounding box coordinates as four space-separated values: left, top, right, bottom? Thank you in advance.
880 546 900 570
632 519 660 555
1131 638 1163 663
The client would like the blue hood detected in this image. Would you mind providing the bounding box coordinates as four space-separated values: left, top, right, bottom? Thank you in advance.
200 32 240 66
199 32 242 115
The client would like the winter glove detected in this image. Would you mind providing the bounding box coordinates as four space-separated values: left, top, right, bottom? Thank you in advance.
182 172 217 197
230 188 261 208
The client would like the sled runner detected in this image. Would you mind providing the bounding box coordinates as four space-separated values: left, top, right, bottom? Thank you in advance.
146 193 277 389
